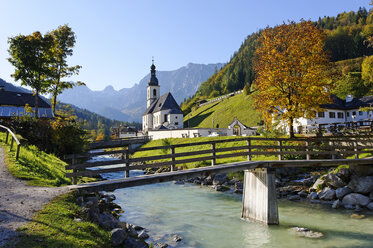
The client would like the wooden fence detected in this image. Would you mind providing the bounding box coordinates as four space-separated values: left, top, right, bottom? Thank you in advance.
0 125 21 160
65 135 373 184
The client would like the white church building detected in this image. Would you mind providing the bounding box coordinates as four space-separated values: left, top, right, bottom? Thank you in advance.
142 62 184 132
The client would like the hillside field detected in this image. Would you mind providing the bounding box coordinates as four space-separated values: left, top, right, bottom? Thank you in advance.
183 93 262 128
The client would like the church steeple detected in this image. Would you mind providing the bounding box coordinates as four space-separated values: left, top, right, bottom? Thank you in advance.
148 58 159 86
146 58 160 108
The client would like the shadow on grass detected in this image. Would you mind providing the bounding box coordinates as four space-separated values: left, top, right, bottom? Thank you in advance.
185 112 213 127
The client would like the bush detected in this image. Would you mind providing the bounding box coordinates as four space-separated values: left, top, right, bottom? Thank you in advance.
7 114 87 157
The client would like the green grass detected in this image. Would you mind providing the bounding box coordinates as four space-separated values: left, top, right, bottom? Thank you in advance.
133 136 279 169
7 192 112 248
0 131 71 187
184 93 262 128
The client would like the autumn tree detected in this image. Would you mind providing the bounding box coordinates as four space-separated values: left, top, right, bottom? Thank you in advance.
48 25 83 115
253 21 333 137
362 55 373 84
8 32 53 118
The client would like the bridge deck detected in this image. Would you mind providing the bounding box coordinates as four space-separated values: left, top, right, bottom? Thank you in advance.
68 158 373 192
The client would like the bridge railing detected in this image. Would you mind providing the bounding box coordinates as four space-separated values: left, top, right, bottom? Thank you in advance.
65 135 373 184
87 136 150 149
0 125 21 160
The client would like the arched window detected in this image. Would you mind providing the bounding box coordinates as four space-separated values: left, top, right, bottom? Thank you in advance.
153 89 157 97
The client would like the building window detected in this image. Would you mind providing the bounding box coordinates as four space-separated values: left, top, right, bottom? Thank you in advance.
352 111 356 116
153 89 157 97
347 112 350 117
318 112 325 118
175 122 179 125
175 116 178 119
329 112 335 118
337 112 343 119
164 114 167 122
359 111 363 116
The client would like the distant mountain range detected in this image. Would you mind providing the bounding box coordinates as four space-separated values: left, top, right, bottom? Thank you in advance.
58 62 223 122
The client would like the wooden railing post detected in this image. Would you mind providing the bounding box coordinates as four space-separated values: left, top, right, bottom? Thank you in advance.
72 157 77 185
247 138 252 161
125 150 130 178
354 140 359 159
16 144 20 160
5 132 9 143
211 142 216 166
10 137 14 151
331 140 336 160
171 146 176 172
306 140 310 160
278 140 282 161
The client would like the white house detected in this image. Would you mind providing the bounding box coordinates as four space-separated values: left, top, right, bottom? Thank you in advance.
281 95 373 133
142 62 184 132
111 126 138 138
228 118 258 136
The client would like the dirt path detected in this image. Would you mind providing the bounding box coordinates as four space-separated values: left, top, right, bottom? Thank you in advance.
0 147 69 247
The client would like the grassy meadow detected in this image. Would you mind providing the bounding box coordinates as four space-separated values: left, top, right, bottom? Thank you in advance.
183 93 262 128
0 131 71 187
133 136 285 170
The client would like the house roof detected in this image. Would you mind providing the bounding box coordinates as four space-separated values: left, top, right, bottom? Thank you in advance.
228 118 248 129
0 90 51 108
143 92 183 115
156 124 168 130
321 95 373 110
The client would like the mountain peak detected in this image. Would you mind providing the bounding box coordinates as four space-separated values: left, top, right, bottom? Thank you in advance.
103 85 115 92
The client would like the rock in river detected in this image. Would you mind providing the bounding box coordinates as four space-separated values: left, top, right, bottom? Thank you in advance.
318 188 336 200
324 173 346 189
335 186 352 199
111 228 127 246
348 176 373 194
342 193 371 207
289 227 324 239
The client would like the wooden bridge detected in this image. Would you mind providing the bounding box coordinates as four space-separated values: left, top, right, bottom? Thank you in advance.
66 135 373 225
87 136 149 149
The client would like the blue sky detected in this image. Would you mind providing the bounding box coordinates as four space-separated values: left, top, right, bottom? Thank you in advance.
0 0 371 91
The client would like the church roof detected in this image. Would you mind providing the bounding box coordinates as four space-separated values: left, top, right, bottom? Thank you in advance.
143 92 183 115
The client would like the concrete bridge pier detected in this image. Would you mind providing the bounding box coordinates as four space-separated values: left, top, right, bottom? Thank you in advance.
241 168 279 225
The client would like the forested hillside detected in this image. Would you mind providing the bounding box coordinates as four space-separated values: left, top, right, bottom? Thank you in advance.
182 7 373 115
56 103 141 140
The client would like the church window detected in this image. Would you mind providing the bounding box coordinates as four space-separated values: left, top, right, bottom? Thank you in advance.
153 89 157 97
175 122 179 125
164 114 168 122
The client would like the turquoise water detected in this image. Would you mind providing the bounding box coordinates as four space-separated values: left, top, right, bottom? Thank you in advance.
94 156 373 248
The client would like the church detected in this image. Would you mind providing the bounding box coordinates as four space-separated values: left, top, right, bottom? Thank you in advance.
142 62 184 132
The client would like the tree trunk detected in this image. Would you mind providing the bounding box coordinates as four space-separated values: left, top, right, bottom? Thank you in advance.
289 117 294 138
52 92 57 115
35 90 39 119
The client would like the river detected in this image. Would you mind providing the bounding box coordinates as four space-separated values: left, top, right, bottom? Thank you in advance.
93 156 373 248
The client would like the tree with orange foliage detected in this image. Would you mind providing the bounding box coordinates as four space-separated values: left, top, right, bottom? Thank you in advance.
253 21 333 138
96 132 104 141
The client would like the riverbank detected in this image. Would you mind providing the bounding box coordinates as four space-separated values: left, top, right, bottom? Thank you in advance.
0 146 69 247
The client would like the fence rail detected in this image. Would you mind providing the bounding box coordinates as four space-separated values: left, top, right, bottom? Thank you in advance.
65 135 373 184
0 125 21 160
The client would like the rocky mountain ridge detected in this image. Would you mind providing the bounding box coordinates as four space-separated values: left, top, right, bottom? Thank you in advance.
58 62 223 122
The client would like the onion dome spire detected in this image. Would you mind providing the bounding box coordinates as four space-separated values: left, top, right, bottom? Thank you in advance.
148 57 159 86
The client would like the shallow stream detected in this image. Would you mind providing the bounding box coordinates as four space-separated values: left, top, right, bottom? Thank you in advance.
95 156 373 248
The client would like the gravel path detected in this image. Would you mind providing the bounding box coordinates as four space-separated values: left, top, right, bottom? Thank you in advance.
0 147 69 247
